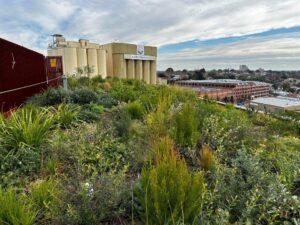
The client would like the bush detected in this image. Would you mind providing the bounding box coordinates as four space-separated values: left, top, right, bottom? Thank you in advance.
199 145 215 171
0 188 37 225
71 88 99 105
126 101 144 120
27 87 71 106
29 179 60 223
97 93 118 108
52 104 81 128
103 81 112 91
135 137 206 225
58 170 130 225
0 107 54 150
173 103 199 147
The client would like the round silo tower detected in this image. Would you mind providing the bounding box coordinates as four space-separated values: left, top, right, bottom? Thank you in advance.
87 48 98 77
77 48 87 70
97 49 107 78
64 47 78 75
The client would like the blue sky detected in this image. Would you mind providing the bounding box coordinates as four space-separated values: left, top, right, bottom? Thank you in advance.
1 0 300 70
159 26 300 53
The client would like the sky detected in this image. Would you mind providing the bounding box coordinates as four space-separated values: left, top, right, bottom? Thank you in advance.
1 0 300 71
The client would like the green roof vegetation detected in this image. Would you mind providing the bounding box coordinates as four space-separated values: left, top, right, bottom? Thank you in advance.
0 76 299 224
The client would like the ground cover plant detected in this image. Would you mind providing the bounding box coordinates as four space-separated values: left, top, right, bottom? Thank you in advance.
0 76 299 224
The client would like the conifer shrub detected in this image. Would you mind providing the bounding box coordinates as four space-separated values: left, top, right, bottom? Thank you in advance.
0 188 37 225
135 137 206 225
173 103 199 147
146 95 174 139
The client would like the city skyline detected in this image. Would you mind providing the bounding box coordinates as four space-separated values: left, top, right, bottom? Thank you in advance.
1 0 300 70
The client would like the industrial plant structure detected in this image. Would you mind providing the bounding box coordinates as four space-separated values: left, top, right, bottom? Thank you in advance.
48 35 157 84
176 79 272 102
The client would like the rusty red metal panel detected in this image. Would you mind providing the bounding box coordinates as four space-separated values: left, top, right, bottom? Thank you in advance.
0 38 47 112
46 56 63 87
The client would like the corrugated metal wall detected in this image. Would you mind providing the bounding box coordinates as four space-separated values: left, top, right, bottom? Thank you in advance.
0 38 62 112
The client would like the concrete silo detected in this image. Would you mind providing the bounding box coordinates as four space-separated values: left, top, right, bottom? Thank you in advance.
48 35 157 84
135 60 143 80
126 59 135 79
63 47 78 75
87 48 98 77
143 61 150 84
97 49 107 78
150 61 157 84
77 48 87 70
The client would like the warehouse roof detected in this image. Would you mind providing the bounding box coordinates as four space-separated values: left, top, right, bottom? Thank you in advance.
251 97 300 108
177 79 270 86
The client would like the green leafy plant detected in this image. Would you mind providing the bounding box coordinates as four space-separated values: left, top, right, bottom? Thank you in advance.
0 107 54 150
135 137 206 225
52 104 81 128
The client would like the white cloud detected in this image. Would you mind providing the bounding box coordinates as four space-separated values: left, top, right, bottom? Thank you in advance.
158 33 300 70
0 0 300 69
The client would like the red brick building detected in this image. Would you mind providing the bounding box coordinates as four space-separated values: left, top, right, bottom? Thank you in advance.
176 79 271 102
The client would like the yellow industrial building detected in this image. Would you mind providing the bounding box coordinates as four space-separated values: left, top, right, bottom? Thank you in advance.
48 34 157 84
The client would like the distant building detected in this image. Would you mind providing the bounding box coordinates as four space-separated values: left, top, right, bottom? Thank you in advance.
239 65 249 72
250 97 300 113
48 34 157 84
176 79 271 102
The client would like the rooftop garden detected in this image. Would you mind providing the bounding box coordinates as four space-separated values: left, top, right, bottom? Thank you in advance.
0 76 299 225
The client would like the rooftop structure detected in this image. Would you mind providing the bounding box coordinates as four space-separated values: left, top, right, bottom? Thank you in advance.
251 97 300 113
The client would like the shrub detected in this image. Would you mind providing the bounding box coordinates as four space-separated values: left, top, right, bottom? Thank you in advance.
103 81 112 91
29 179 60 223
59 170 130 225
113 105 133 138
146 95 174 139
98 93 118 108
199 145 215 171
173 103 199 147
0 107 54 150
109 80 136 102
52 104 81 128
126 101 144 120
27 87 71 106
71 88 99 105
135 137 206 225
78 109 101 123
0 188 37 225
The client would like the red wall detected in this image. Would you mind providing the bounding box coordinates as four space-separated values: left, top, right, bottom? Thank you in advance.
0 38 47 112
